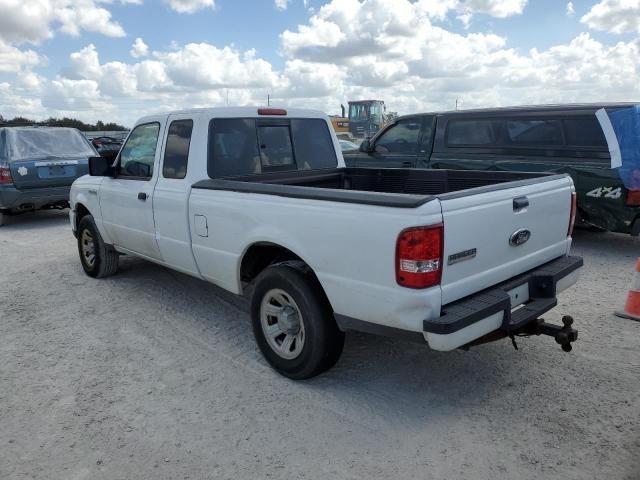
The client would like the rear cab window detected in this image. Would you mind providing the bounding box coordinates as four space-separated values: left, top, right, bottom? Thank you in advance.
208 117 337 178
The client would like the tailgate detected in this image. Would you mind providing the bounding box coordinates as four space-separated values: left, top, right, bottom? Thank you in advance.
9 158 89 190
439 175 573 304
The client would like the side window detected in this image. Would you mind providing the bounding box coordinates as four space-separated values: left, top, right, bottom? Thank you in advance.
163 119 193 179
208 119 260 177
563 117 607 147
446 119 496 146
257 125 295 170
118 122 160 179
506 119 563 145
374 119 421 153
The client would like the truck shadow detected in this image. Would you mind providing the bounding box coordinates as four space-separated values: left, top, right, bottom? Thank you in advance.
0 209 69 231
571 228 639 257
113 255 567 425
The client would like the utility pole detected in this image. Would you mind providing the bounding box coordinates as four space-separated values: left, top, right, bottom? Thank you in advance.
455 98 459 110
267 93 271 106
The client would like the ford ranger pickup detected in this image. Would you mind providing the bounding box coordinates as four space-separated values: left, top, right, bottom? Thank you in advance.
69 107 582 379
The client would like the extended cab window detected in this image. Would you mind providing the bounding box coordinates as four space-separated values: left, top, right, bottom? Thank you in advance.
506 119 563 145
446 119 496 146
374 119 421 153
163 119 193 179
118 122 160 179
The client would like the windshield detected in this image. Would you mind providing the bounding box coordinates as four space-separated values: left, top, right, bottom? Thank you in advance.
0 127 97 162
349 103 369 121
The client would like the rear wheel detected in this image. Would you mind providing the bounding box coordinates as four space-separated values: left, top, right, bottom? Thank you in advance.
251 262 344 379
0 211 5 226
77 215 119 278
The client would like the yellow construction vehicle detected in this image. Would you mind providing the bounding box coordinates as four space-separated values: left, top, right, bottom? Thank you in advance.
330 101 387 139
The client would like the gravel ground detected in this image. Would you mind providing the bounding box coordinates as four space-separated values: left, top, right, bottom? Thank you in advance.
0 210 639 480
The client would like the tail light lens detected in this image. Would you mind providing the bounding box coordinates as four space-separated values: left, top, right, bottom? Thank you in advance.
0 165 12 185
626 190 640 207
568 191 577 236
258 108 287 116
396 224 443 289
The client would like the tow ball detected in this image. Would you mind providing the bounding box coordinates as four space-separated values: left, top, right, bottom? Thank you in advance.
530 315 578 352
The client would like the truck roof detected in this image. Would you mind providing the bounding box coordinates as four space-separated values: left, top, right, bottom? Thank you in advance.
396 103 639 121
135 106 328 125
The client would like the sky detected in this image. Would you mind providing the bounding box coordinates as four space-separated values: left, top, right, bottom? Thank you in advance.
0 0 639 126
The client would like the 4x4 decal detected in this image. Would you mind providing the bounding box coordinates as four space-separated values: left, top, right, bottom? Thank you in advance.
586 186 622 199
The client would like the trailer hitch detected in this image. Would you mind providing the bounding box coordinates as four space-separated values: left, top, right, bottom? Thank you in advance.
528 315 578 352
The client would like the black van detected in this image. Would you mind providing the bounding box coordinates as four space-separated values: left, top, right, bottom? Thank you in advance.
343 104 640 236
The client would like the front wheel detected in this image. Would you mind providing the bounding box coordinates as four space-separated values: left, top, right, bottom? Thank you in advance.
77 215 119 278
250 262 344 379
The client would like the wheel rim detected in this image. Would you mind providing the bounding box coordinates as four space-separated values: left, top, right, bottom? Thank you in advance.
260 288 305 360
81 229 97 267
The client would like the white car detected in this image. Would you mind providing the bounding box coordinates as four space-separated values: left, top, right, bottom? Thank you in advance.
70 107 582 379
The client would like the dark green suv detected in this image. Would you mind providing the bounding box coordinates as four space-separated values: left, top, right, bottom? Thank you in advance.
343 104 640 236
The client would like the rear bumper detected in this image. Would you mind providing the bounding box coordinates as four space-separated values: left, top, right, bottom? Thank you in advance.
0 185 71 211
424 255 583 350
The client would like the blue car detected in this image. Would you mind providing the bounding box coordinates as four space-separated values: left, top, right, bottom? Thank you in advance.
0 127 97 226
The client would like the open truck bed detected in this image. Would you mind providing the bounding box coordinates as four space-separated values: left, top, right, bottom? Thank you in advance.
194 168 563 207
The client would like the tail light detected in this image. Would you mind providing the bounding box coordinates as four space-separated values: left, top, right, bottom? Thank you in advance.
0 165 12 185
626 190 640 207
396 224 443 289
568 191 577 236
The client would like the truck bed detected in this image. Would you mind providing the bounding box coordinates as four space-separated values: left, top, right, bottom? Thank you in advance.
193 168 564 208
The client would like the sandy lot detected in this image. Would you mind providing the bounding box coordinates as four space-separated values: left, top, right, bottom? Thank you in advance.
0 210 638 480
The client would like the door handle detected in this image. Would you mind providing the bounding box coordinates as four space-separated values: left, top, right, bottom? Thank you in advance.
138 192 147 201
513 196 529 211
402 161 413 167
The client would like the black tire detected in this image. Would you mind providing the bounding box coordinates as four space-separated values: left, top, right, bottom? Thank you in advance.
77 215 119 278
250 262 344 379
0 211 6 227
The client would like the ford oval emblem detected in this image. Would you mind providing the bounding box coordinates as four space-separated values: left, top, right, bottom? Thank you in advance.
509 229 531 247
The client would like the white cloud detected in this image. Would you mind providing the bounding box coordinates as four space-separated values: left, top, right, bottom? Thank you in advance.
130 37 149 58
155 43 279 89
456 0 528 17
166 0 215 14
0 40 42 73
581 0 640 34
0 0 128 45
1 0 639 126
275 0 290 10
566 1 575 16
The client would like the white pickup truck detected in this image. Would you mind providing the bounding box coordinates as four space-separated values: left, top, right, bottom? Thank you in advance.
70 107 582 379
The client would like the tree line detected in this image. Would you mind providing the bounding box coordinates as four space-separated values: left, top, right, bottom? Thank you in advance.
0 115 127 131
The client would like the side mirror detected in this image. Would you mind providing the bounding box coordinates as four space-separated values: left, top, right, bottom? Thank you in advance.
89 156 116 177
359 139 371 153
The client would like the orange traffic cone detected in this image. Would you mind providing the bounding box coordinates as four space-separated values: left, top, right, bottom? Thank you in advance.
615 258 640 322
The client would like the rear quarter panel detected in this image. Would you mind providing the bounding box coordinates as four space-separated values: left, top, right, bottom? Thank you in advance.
188 188 444 333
